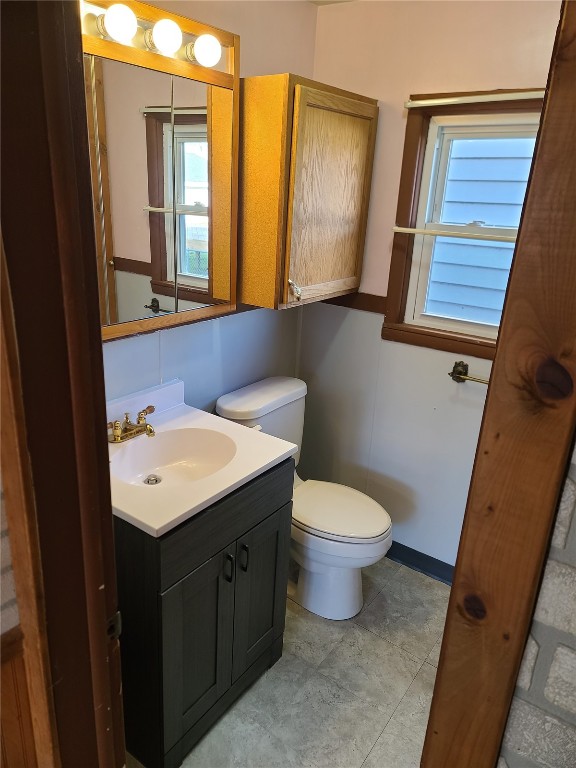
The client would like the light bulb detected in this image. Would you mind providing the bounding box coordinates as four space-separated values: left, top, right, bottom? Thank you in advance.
193 34 222 68
102 4 137 44
151 19 183 56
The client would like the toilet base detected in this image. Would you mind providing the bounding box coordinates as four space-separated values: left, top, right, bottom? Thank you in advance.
288 561 363 621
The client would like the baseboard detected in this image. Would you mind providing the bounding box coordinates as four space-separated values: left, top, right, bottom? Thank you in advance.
386 542 454 586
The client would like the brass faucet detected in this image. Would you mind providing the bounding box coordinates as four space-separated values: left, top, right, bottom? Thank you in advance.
107 405 156 443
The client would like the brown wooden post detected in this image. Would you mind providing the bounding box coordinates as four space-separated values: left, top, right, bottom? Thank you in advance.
422 3 576 765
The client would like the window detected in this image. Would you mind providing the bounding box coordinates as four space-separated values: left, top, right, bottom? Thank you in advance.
383 92 543 358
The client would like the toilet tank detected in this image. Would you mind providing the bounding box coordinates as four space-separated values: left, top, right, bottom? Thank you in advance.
216 377 307 465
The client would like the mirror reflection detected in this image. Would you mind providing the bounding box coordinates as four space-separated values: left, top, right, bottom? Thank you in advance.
83 55 233 326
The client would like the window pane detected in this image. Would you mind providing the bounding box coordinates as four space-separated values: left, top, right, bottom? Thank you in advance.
183 140 208 206
424 237 515 325
178 138 209 279
440 137 535 227
179 214 208 279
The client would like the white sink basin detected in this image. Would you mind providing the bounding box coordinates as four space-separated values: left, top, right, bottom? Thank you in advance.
107 380 297 538
110 428 237 485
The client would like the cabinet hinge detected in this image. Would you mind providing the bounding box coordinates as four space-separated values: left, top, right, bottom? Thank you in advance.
107 610 122 641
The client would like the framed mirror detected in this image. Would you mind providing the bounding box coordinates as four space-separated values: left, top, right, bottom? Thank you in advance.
80 0 239 340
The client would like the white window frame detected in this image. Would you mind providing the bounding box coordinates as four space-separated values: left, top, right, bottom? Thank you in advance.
404 112 540 339
163 122 209 290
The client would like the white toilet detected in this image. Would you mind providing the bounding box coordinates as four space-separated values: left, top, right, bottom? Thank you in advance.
216 377 392 620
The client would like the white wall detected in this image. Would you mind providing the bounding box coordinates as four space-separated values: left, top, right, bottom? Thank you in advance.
103 308 299 410
297 304 491 564
296 1 560 565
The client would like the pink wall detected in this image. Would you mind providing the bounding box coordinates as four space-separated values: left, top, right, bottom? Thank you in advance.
103 60 175 264
152 1 318 77
313 1 561 296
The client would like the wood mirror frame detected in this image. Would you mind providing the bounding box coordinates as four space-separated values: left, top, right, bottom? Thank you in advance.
81 0 239 341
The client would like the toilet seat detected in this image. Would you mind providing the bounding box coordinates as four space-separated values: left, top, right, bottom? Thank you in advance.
292 480 391 543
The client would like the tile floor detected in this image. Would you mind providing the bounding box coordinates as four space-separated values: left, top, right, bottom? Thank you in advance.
181 558 449 768
127 558 449 768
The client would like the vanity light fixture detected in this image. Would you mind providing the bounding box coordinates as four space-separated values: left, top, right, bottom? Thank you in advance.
186 34 222 68
145 18 183 56
95 3 137 44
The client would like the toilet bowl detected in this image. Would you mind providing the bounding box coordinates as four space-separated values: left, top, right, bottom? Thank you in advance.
291 479 392 619
215 377 392 620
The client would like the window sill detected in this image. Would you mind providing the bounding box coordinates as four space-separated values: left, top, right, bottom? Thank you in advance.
381 321 496 360
150 279 227 306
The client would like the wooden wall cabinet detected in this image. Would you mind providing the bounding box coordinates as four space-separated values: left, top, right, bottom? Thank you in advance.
239 74 379 309
114 459 294 768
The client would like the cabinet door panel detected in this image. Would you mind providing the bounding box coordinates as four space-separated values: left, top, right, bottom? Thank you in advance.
285 86 378 305
161 545 235 752
232 503 292 681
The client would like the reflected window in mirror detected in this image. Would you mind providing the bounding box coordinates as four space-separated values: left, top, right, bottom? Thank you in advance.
145 109 221 304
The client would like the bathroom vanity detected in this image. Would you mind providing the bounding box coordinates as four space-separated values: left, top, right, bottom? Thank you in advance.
106 381 297 768
114 459 293 768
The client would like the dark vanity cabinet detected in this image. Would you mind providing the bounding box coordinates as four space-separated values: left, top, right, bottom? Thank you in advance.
114 459 294 768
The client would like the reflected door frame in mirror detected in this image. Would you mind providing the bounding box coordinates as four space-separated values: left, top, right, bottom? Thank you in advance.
81 0 239 341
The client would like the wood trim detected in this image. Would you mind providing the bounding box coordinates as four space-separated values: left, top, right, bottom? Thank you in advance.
325 292 387 314
150 278 228 305
2 3 125 764
1 250 60 766
102 301 238 341
384 92 544 351
381 322 496 360
1 627 24 665
83 55 119 324
113 257 152 276
1 632 38 768
409 87 542 101
423 3 576 764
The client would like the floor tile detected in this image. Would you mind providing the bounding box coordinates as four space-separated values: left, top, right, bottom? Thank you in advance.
126 754 145 768
317 623 421 715
426 635 443 668
263 670 387 768
181 707 300 768
283 598 353 666
353 566 449 659
362 556 402 606
234 651 314 730
390 662 436 733
361 718 426 768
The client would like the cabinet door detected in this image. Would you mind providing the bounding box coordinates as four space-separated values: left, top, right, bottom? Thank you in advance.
284 85 378 305
161 545 236 752
232 503 292 681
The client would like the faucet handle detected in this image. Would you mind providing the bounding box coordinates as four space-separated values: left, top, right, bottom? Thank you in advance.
137 404 155 424
107 420 122 443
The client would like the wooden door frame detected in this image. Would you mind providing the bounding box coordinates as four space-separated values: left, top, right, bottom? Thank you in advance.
422 2 576 765
1 2 124 766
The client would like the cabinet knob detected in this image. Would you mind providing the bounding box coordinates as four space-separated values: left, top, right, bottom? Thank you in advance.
288 279 302 301
240 544 250 572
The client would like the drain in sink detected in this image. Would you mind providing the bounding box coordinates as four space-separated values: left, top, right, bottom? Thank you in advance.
144 474 162 485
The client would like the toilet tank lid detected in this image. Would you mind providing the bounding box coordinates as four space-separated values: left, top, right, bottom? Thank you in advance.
216 377 307 420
